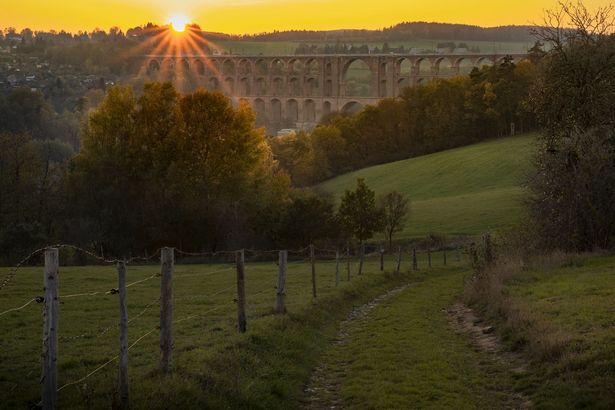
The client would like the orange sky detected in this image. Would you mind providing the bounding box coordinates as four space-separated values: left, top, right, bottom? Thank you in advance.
2 0 613 34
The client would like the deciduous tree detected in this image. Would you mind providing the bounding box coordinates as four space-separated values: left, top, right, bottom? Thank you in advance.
379 191 409 250
338 178 384 244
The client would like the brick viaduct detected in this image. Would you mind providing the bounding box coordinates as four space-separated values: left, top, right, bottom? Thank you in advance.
142 53 528 134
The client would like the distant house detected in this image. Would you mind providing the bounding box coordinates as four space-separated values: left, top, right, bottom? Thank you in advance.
276 129 297 137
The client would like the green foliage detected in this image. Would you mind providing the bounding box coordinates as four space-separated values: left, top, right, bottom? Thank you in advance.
0 132 70 262
269 125 349 186
274 189 338 248
0 88 82 147
338 179 384 244
0 88 50 138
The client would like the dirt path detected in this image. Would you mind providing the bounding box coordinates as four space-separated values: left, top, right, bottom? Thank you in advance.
303 284 409 409
303 272 534 410
447 303 533 410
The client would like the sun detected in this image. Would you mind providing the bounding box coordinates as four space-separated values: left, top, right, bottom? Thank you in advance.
169 14 190 33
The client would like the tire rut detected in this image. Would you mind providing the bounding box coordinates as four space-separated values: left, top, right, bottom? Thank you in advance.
303 284 409 409
447 302 533 410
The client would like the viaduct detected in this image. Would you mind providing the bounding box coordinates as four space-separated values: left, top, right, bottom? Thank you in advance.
142 53 528 134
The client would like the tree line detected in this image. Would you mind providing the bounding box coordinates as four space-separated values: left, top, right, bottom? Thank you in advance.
271 56 539 186
239 22 535 42
293 42 479 55
3 21 534 47
524 1 615 251
0 82 412 263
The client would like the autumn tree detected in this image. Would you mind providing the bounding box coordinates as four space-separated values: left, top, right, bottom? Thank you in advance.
70 83 288 254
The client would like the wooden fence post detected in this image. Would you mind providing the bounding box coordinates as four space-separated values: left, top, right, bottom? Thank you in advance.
117 261 129 408
396 246 402 274
275 250 287 314
42 247 59 410
346 244 350 281
412 248 418 271
428 247 432 269
358 244 365 275
160 247 174 374
443 249 447 266
310 245 317 298
379 247 384 272
335 250 340 287
236 250 247 332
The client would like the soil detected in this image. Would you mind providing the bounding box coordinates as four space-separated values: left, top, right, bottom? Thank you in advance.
447 302 533 410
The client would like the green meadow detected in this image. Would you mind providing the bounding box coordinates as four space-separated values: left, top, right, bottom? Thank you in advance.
319 134 536 240
0 250 449 409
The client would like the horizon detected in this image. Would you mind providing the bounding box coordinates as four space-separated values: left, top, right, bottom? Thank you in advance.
2 21 539 37
3 0 612 35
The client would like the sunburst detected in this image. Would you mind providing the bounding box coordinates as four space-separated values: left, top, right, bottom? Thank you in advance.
169 14 190 33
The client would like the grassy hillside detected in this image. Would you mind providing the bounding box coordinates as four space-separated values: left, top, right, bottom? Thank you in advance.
318 134 536 240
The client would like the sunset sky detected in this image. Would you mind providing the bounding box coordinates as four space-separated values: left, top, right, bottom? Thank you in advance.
2 0 613 34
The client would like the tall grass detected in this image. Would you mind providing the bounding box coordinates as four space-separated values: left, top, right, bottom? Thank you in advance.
464 241 615 409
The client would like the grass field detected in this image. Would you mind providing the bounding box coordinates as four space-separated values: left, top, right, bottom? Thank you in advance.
306 251 615 409
210 39 531 55
500 254 615 409
0 249 453 409
311 267 518 409
318 134 536 240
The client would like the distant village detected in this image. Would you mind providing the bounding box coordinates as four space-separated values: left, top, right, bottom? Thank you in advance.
0 31 117 101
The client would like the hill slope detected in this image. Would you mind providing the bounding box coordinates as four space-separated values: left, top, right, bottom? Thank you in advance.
318 134 536 239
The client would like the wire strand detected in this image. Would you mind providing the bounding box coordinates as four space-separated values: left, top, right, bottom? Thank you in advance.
0 298 37 317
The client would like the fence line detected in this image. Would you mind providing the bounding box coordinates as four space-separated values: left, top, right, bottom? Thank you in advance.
0 297 38 317
0 242 467 409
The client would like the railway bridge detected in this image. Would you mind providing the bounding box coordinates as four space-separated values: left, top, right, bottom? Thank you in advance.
141 53 528 134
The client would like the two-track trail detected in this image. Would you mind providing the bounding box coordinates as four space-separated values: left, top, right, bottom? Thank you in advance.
304 267 532 409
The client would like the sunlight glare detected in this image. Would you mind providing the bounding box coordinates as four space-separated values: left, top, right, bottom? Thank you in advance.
169 13 190 33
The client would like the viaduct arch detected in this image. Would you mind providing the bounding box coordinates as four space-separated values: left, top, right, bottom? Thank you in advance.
140 53 528 134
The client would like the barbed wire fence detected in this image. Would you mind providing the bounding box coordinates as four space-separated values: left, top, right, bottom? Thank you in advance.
0 241 468 409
